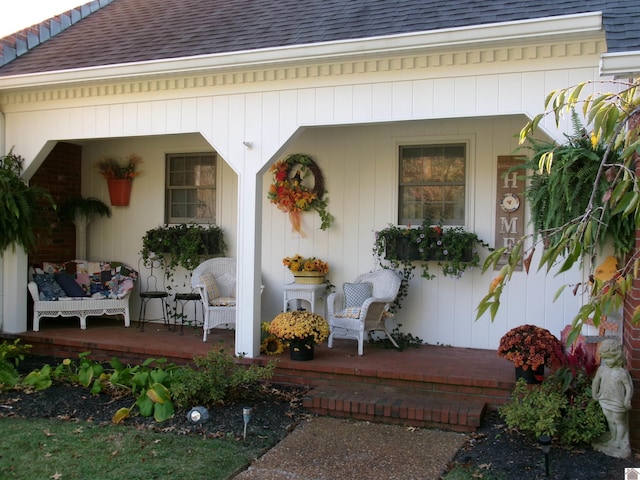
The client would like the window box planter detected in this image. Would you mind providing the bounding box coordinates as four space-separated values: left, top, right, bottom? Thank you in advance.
374 221 489 280
389 235 473 263
141 223 227 279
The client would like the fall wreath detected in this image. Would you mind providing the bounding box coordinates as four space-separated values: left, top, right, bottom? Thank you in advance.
267 154 333 236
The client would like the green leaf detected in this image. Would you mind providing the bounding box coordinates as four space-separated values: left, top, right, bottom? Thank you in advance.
146 383 171 405
136 393 154 417
78 366 93 388
90 379 102 395
109 357 125 371
112 407 130 424
153 400 175 422
553 284 568 302
150 369 169 385
476 299 494 320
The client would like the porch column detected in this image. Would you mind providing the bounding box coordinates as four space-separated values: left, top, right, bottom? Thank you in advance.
234 170 263 358
2 249 28 333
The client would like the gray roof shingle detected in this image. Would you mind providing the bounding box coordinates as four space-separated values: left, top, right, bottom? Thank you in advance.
0 0 638 77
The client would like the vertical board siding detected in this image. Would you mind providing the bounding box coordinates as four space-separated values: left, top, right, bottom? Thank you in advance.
2 53 604 349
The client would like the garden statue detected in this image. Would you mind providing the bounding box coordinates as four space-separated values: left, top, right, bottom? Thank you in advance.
591 339 633 458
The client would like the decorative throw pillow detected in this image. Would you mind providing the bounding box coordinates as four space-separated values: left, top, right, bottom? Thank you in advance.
33 273 66 301
54 273 88 297
200 273 220 303
343 282 373 308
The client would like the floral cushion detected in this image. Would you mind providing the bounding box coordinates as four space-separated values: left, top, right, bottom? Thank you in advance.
344 282 372 308
334 306 362 319
33 273 67 301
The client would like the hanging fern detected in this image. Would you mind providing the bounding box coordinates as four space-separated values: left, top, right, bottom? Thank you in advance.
515 113 634 255
0 149 55 253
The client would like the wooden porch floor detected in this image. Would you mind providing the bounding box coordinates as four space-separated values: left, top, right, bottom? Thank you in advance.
5 316 517 432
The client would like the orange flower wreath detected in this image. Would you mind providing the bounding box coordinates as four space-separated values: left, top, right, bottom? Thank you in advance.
267 154 333 236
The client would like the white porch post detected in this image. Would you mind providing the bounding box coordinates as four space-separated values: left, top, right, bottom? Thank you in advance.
234 170 263 358
2 249 28 333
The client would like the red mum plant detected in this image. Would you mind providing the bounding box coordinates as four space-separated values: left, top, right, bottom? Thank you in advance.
497 324 563 371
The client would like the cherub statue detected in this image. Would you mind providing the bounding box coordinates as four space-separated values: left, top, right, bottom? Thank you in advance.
591 338 633 458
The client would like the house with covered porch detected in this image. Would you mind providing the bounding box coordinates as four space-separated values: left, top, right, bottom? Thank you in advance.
1 0 640 445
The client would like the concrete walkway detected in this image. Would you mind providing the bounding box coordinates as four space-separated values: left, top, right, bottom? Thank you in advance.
234 416 468 480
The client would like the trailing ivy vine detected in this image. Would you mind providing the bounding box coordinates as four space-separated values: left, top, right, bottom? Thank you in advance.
141 223 226 283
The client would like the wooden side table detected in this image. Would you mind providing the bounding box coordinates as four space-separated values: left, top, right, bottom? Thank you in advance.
283 283 327 316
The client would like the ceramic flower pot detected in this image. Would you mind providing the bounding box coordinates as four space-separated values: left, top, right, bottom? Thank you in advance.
107 179 132 206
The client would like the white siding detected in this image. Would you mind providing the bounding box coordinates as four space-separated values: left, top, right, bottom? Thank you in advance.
0 39 605 351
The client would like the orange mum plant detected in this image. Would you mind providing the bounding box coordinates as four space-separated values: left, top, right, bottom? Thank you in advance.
497 324 563 371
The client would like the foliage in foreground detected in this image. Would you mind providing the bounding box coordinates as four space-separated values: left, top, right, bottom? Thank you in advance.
171 347 275 408
0 149 55 253
500 344 606 445
0 417 251 480
477 79 640 344
0 339 31 392
11 341 274 424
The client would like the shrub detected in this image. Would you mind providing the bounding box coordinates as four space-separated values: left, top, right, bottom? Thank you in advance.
171 347 275 408
500 342 606 445
0 339 31 392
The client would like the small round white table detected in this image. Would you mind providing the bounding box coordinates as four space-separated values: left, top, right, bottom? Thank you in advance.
283 283 327 316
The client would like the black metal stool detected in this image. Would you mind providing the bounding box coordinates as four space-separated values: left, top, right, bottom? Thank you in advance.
174 292 203 334
138 256 169 332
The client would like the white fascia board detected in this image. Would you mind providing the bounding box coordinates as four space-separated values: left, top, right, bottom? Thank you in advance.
600 51 640 79
0 12 603 90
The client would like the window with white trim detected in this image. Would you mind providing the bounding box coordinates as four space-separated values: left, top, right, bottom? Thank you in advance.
165 153 216 223
398 144 466 226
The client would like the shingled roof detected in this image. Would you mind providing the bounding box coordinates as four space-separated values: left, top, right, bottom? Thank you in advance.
0 0 639 77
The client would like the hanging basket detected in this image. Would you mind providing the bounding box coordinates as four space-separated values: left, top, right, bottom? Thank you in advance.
293 271 325 285
107 179 132 206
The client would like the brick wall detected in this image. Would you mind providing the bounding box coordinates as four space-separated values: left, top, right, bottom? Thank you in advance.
623 111 640 451
28 142 82 264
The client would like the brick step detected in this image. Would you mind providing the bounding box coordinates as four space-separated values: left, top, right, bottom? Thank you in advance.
302 383 486 433
271 366 512 411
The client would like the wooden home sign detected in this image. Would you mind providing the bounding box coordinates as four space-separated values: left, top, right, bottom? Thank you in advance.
494 156 525 269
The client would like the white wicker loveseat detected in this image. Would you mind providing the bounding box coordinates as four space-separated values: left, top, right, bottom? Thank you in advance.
28 260 137 331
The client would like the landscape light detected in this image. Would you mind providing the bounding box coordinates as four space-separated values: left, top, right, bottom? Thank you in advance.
187 406 209 424
538 434 551 477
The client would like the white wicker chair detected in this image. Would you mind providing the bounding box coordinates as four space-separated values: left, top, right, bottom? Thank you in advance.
327 269 402 355
191 258 237 342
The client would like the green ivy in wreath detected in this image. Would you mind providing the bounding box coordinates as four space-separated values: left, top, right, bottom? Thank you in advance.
268 153 333 236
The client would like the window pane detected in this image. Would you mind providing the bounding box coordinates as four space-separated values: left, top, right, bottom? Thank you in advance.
166 153 217 223
399 144 466 225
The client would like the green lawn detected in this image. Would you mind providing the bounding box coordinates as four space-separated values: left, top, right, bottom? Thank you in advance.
0 417 259 480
